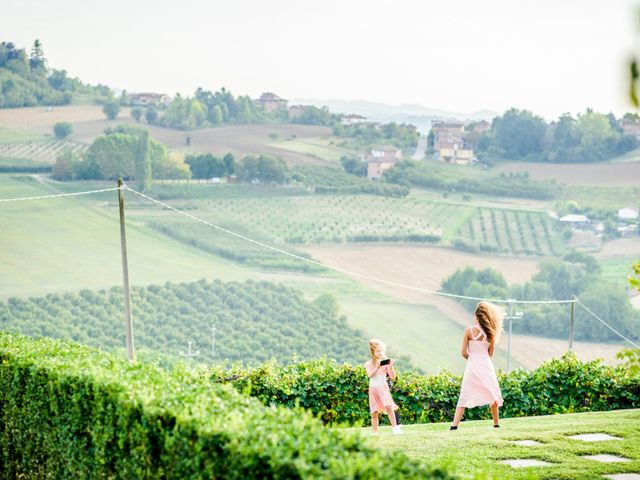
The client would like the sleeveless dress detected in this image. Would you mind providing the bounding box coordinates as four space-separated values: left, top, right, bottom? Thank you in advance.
456 326 503 408
365 361 398 414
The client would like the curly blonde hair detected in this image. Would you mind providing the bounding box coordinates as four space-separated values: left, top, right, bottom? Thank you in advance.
368 339 386 361
475 302 504 344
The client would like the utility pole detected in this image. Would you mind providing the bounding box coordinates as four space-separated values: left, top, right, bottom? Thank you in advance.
180 341 200 359
505 299 523 372
211 325 216 358
117 178 135 363
568 296 577 351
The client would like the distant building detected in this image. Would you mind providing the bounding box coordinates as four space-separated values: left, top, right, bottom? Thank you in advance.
341 114 367 126
559 214 591 225
620 119 640 139
617 224 639 237
288 105 308 120
254 92 287 113
618 207 639 221
430 121 474 165
128 93 171 107
471 120 491 134
366 145 401 179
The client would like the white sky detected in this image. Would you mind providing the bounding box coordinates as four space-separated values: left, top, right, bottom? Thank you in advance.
2 0 638 119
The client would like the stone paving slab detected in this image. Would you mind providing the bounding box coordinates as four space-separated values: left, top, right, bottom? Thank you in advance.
583 454 631 463
604 475 640 480
511 440 542 446
500 459 552 468
569 433 622 442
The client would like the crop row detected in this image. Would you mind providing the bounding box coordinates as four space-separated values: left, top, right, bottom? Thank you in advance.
0 140 87 163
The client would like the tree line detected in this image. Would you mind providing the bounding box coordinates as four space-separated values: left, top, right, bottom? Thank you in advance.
0 40 110 108
441 252 640 342
474 108 638 163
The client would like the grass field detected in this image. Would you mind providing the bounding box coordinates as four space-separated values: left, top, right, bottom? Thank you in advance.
498 161 640 187
361 409 640 479
560 185 640 211
0 126 46 144
268 136 353 162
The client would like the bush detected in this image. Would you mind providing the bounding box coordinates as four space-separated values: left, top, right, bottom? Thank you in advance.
209 353 640 425
52 121 72 139
0 332 452 479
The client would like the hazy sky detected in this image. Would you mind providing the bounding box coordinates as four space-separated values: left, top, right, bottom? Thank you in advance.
3 0 638 118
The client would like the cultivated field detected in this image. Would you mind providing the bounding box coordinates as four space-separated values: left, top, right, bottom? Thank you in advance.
498 161 640 186
0 105 333 166
268 136 353 162
0 140 87 164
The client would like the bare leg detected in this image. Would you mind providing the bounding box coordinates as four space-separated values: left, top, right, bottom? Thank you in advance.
490 402 499 426
385 406 398 427
371 412 379 433
452 407 465 427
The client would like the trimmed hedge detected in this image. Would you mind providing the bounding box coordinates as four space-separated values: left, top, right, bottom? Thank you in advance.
208 353 640 425
0 332 454 479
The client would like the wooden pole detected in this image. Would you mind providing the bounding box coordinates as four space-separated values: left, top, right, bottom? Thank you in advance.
569 296 576 352
117 178 135 363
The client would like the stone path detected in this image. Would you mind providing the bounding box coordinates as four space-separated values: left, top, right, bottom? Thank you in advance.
501 431 636 475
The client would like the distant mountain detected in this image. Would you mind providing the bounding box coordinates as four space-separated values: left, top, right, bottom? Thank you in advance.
290 98 497 133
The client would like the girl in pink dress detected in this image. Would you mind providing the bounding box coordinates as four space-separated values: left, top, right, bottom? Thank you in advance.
450 301 504 430
365 339 402 434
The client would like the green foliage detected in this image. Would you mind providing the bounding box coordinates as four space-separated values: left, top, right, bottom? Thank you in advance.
0 279 365 365
52 122 72 139
185 152 233 179
236 154 289 184
617 349 640 375
161 94 207 129
133 130 151 190
102 100 120 120
630 261 640 291
476 109 637 163
0 333 450 479
340 154 366 177
442 258 640 342
384 160 560 199
144 106 158 124
333 122 418 150
291 105 334 125
208 353 640 425
130 106 142 122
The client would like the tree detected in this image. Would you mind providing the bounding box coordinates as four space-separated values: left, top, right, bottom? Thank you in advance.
134 130 151 191
29 39 45 72
131 107 143 122
102 100 121 120
340 155 366 177
210 105 223 125
492 108 547 159
223 152 235 175
145 106 158 124
53 122 73 139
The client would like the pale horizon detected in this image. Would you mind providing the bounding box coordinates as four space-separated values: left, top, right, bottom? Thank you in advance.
3 0 639 120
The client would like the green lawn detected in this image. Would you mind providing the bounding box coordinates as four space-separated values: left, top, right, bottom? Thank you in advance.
601 257 640 289
561 185 640 211
359 409 640 479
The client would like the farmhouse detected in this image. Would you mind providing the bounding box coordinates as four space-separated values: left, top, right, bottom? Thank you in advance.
559 214 590 227
288 105 307 120
366 145 401 180
618 207 639 221
341 114 367 126
430 121 474 165
128 93 171 107
254 92 287 113
620 119 640 139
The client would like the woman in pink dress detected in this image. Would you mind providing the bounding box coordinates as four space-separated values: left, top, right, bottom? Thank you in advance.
450 301 504 430
365 339 402 435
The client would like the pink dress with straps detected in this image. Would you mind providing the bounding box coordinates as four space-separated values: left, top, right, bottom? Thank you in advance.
456 326 503 408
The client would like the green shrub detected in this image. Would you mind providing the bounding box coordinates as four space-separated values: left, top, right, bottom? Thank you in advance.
0 332 453 479
208 353 640 425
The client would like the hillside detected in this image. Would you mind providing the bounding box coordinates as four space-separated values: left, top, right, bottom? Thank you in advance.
0 278 367 365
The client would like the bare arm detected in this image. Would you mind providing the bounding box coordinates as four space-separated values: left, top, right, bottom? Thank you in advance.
387 361 397 381
365 360 381 378
460 329 469 359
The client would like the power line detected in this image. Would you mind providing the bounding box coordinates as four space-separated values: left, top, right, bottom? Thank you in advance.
0 186 121 203
124 185 576 306
576 299 640 349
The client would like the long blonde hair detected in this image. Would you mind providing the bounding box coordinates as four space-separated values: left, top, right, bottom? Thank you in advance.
368 339 386 361
475 302 504 344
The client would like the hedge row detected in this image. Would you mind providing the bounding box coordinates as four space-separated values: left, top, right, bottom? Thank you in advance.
208 353 640 425
0 332 454 479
